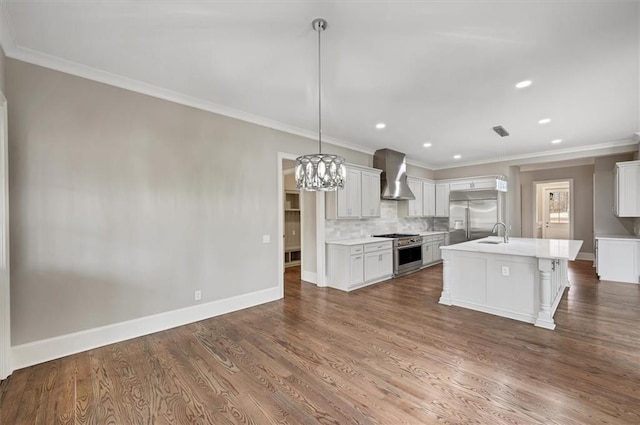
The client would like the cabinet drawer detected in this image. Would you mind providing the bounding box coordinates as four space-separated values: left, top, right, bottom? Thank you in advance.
350 246 364 255
433 235 446 242
422 236 433 243
364 242 392 253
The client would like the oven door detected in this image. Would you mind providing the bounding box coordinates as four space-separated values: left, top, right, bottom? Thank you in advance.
395 244 423 275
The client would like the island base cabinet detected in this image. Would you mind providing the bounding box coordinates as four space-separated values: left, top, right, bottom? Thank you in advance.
327 242 393 291
440 250 569 329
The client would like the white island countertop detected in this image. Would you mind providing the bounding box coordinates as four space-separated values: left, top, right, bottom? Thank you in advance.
441 237 583 260
326 237 394 246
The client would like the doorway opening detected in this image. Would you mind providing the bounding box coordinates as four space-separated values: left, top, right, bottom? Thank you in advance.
277 153 324 298
282 159 302 283
533 179 574 240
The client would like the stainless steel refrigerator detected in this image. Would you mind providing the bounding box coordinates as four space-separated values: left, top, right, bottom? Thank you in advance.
449 190 505 245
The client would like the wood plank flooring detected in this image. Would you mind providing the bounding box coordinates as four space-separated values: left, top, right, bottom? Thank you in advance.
1 260 639 424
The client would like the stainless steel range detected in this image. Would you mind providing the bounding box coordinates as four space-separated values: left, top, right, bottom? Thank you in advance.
373 233 423 277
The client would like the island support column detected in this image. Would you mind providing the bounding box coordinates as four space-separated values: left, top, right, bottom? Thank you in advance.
439 250 452 305
535 258 556 330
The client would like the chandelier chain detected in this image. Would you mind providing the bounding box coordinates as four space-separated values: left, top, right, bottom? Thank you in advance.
317 20 322 154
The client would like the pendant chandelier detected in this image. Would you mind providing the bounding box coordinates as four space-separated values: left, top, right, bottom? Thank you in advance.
295 18 346 192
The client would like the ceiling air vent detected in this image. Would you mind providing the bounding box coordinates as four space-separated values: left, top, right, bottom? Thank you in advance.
493 126 509 137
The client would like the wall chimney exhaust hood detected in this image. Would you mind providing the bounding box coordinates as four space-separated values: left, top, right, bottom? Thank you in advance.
373 149 416 200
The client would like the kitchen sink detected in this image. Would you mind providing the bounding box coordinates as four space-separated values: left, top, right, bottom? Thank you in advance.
477 240 504 245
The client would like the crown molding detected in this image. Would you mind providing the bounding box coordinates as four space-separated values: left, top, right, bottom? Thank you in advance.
0 41 376 158
518 157 595 173
421 139 639 171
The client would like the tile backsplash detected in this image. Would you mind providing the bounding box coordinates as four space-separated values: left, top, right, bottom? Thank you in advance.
325 200 449 240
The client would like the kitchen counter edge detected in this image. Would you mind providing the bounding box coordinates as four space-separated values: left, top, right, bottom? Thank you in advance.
595 234 640 241
326 237 394 246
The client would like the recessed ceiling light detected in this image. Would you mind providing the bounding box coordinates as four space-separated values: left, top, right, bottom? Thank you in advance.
453 154 461 159
375 123 386 129
538 118 551 124
515 80 532 89
423 142 432 148
551 139 562 144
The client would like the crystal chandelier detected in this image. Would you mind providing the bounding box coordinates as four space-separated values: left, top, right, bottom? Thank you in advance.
295 18 346 191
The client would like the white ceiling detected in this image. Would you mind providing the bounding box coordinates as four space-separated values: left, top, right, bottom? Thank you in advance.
1 1 639 168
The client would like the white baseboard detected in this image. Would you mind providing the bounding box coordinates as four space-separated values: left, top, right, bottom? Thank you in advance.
576 252 595 261
301 270 317 284
11 286 281 370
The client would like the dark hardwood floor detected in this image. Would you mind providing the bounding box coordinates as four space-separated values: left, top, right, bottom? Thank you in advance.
1 261 639 424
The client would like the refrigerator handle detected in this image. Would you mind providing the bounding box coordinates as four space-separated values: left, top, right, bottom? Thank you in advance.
465 207 470 240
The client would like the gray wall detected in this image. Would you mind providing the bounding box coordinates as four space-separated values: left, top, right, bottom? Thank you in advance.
6 58 373 345
519 165 595 254
301 191 317 275
406 164 435 180
593 153 635 235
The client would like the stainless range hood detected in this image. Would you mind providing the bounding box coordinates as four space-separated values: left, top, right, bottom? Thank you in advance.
373 149 416 200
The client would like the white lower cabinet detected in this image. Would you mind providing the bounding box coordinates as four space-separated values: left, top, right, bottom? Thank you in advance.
595 237 640 284
422 243 434 265
434 240 445 262
327 241 393 291
421 234 447 267
350 252 364 287
364 243 393 282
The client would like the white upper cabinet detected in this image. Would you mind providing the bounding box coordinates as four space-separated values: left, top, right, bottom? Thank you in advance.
614 161 640 217
399 178 445 217
449 177 507 192
326 165 381 219
423 181 436 217
435 183 450 217
337 167 361 218
361 170 381 218
406 177 424 217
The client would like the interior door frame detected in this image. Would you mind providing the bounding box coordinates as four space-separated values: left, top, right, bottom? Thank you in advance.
0 90 10 380
532 179 574 240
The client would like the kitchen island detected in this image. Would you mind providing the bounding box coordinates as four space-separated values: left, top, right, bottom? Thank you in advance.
439 237 583 329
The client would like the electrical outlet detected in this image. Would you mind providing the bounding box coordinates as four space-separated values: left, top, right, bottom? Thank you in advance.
501 266 510 276
262 235 271 243
194 290 202 301
292 230 295 236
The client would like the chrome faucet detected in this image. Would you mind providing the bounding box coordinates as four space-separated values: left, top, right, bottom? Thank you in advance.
492 222 509 243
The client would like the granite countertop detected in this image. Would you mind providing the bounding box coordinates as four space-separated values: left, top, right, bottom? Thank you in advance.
441 236 583 261
326 237 394 246
595 234 640 240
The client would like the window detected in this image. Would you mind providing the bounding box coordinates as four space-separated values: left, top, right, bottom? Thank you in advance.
548 190 569 223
